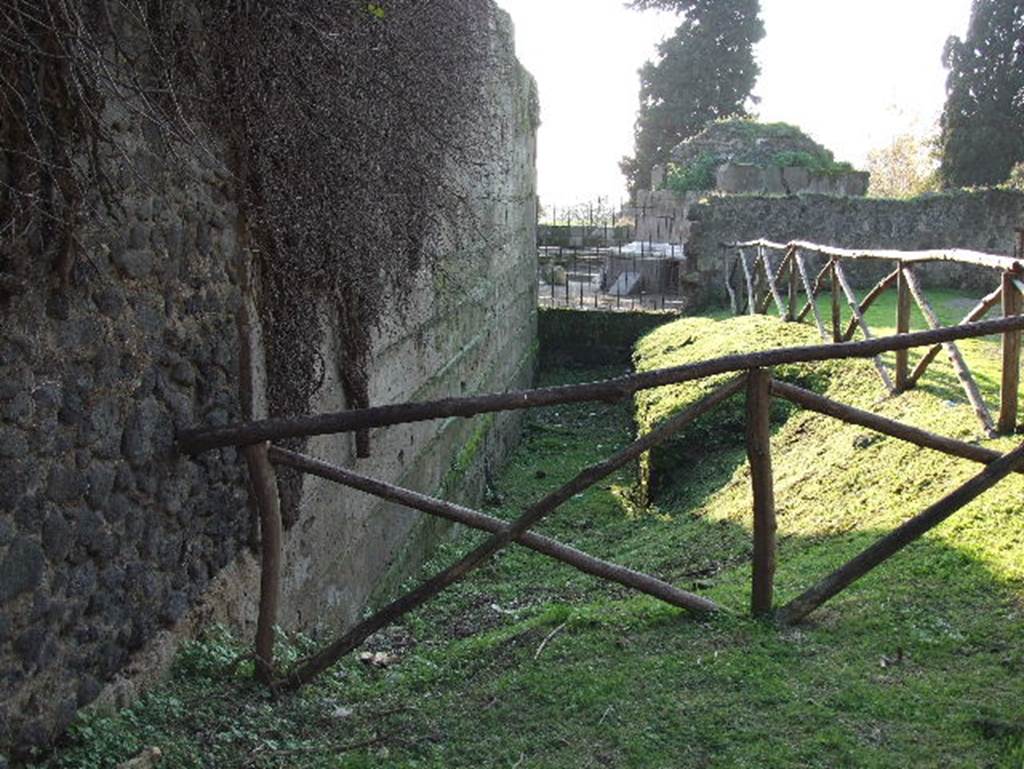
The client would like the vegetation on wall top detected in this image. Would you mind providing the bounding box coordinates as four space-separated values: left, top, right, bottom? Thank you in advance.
663 118 855 193
621 0 764 196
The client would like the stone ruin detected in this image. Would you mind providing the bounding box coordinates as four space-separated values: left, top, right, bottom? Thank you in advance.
651 119 869 197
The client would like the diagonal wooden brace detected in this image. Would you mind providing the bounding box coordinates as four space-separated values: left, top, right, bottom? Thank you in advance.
273 377 745 689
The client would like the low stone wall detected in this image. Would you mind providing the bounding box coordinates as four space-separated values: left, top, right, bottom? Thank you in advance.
714 163 869 197
538 308 677 367
679 189 1024 307
626 188 1024 309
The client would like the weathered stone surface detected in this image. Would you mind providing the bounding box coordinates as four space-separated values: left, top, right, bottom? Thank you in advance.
763 165 785 195
13 624 48 666
31 384 61 412
2 392 33 426
0 427 28 459
112 248 155 279
782 166 811 192
92 288 125 317
87 398 123 458
41 512 73 563
85 464 117 510
0 538 45 604
46 464 87 505
0 2 537 757
716 163 765 194
122 397 164 466
0 378 24 400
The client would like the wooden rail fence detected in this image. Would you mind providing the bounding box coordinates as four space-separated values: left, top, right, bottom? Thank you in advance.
178 237 1024 686
724 238 1024 437
178 321 1024 687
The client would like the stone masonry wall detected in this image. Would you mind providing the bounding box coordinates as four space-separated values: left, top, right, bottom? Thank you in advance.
676 189 1024 307
0 109 251 755
0 4 537 757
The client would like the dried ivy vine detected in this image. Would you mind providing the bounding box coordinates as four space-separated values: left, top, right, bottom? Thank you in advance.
2 0 514 518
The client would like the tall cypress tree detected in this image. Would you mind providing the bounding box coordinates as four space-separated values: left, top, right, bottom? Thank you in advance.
622 0 764 196
938 0 1024 188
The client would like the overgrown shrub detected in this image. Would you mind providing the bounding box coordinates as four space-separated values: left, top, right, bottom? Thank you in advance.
664 153 721 193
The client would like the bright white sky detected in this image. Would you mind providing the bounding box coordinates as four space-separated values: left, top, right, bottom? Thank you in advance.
494 0 974 211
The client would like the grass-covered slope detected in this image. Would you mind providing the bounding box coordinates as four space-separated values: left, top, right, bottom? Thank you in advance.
632 315 836 502
34 302 1024 769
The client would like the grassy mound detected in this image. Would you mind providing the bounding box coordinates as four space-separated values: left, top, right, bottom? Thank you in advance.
632 314 837 503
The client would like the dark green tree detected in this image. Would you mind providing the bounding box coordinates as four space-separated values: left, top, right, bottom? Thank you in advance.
938 0 1024 188
621 0 764 196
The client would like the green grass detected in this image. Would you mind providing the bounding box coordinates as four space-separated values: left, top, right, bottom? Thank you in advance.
31 295 1024 769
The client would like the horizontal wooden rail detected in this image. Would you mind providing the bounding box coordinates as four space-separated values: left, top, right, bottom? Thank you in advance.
178 316 1024 454
270 447 718 613
273 377 743 689
778 438 1024 624
728 239 1024 274
770 381 1020 473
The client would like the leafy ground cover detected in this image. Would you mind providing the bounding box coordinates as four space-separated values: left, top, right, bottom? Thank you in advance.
32 290 1024 769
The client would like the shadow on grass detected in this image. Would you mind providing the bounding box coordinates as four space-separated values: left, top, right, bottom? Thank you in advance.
38 361 1024 769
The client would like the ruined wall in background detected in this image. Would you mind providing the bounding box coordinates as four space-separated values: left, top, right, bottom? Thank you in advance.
684 190 1024 306
627 189 1024 308
0 4 537 757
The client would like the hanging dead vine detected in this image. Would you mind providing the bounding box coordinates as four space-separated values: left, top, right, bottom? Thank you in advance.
2 0 516 516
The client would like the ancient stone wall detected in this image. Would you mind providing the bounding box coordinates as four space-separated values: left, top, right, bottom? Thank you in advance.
713 163 869 196
636 189 1024 308
687 190 1024 305
0 4 537 757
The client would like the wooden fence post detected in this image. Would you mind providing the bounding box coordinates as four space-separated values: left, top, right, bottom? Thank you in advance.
999 272 1022 434
787 248 799 321
896 267 912 392
746 368 776 617
242 441 283 684
830 260 842 343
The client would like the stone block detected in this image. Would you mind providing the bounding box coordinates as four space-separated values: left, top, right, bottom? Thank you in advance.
42 512 73 563
782 166 811 193
716 163 765 194
85 465 116 510
46 464 87 505
112 249 155 279
839 172 870 197
0 537 45 603
0 427 28 460
764 165 786 195
2 392 33 427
